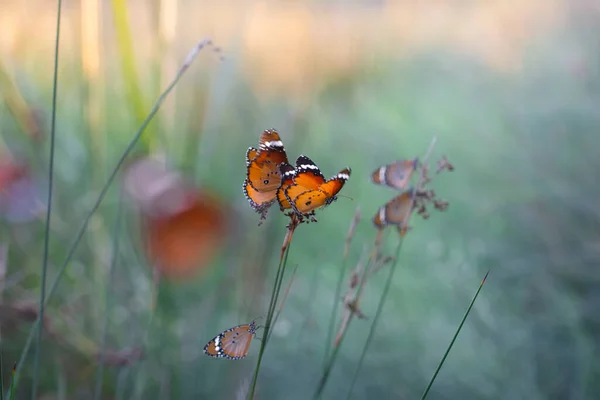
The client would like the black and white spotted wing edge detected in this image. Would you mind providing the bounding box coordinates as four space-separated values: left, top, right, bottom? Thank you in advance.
294 154 325 179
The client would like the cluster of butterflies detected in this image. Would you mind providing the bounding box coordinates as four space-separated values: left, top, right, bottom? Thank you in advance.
204 129 353 360
203 132 426 361
242 129 351 220
370 158 419 233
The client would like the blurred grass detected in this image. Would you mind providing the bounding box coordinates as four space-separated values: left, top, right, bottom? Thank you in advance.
0 0 599 399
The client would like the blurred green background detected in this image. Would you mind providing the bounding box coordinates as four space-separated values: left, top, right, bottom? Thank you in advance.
1 0 599 398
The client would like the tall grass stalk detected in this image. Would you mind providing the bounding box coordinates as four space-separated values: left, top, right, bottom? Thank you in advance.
7 39 219 399
267 262 300 344
93 200 124 400
344 137 438 398
323 208 360 366
31 0 62 396
247 218 299 400
420 270 490 400
1 346 4 400
313 243 376 400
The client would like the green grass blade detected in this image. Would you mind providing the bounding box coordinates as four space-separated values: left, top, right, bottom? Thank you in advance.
247 234 294 400
31 0 62 396
420 270 490 400
0 346 4 400
8 364 15 400
323 208 360 367
314 248 374 400
267 262 299 344
344 238 406 399
7 39 219 398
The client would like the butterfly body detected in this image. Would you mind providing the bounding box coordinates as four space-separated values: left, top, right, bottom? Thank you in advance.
277 162 296 211
204 320 258 360
371 158 418 190
284 155 351 216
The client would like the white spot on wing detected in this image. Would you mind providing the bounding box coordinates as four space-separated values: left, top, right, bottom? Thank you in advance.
337 173 350 180
378 207 387 225
378 166 387 184
299 164 319 170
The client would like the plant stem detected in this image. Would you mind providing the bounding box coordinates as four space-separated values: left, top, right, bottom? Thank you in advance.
345 136 438 398
323 208 360 366
31 0 62 397
247 221 297 400
7 38 219 399
420 270 490 400
313 246 375 400
267 262 300 344
344 238 405 399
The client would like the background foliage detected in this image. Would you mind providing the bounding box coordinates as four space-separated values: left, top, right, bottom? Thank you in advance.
0 0 599 398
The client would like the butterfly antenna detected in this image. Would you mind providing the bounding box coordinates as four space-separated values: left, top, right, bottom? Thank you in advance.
337 194 354 201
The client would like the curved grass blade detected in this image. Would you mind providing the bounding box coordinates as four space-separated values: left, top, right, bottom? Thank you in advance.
6 38 221 399
420 270 490 400
323 208 360 366
31 0 62 397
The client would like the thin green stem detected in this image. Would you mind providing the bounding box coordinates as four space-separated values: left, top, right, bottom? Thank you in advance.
247 227 295 400
8 364 14 400
267 262 299 344
323 210 359 366
420 271 490 400
94 200 124 400
313 248 375 400
31 0 62 397
345 239 405 398
7 39 218 399
1 345 4 400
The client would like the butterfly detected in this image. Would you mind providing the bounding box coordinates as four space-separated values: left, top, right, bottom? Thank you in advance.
203 320 259 360
371 158 418 190
242 129 289 216
284 155 351 217
372 189 414 235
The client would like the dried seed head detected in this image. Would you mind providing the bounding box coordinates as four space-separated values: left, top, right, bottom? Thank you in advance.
436 155 455 173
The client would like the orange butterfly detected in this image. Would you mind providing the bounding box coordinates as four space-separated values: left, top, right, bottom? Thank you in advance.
284 155 351 216
371 158 418 190
203 320 259 360
242 129 289 216
372 189 414 235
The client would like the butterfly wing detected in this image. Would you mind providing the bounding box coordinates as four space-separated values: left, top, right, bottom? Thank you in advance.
372 189 414 229
277 163 296 211
243 178 276 211
259 129 286 153
219 325 255 360
284 155 326 213
246 147 258 165
319 168 351 197
291 168 351 215
243 131 289 215
293 155 325 189
371 158 417 190
203 332 227 358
